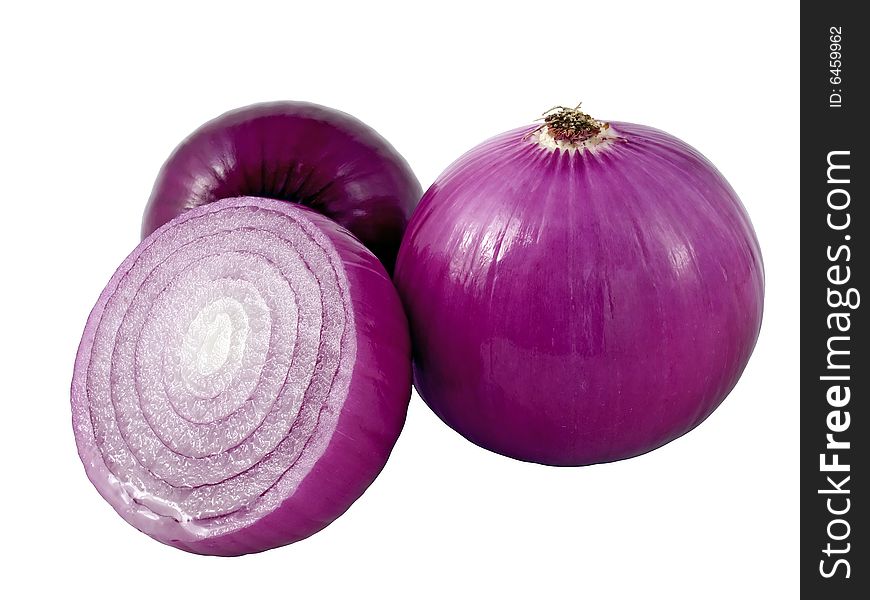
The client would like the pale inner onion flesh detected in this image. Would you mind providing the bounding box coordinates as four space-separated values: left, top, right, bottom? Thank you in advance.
184 301 242 378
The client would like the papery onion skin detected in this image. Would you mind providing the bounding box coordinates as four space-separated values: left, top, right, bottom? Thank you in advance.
142 101 422 272
73 197 411 555
394 120 764 467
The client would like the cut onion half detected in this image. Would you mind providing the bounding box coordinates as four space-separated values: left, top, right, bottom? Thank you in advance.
72 197 411 555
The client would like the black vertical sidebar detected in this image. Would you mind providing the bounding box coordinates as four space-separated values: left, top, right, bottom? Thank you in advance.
801 3 867 597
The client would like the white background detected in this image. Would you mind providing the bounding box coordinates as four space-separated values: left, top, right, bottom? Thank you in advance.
1 1 799 597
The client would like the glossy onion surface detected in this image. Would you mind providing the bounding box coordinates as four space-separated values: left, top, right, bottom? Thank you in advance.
73 197 411 555
394 123 764 466
142 101 421 272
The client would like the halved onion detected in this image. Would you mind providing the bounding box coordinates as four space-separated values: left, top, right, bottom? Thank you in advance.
72 197 411 555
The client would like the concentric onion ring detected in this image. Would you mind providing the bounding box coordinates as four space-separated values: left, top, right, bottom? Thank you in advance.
72 197 411 555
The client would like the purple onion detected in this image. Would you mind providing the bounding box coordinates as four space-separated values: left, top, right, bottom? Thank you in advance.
394 107 764 466
72 197 411 555
142 101 421 272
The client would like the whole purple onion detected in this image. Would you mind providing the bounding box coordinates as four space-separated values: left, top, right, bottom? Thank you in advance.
72 197 411 555
394 106 764 466
142 101 421 272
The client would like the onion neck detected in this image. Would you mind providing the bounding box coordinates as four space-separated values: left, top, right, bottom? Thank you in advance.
531 105 613 152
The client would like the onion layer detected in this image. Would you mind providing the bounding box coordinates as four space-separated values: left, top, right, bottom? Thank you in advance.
394 108 764 466
142 101 422 272
72 197 411 555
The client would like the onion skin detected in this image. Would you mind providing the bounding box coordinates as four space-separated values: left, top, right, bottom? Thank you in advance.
73 197 411 555
142 101 422 272
394 122 764 466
